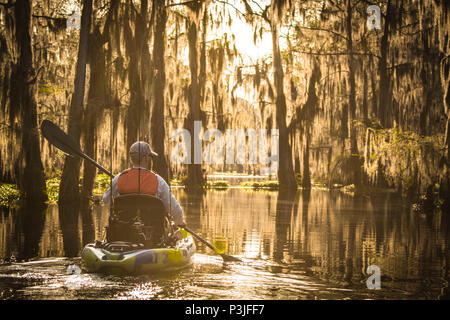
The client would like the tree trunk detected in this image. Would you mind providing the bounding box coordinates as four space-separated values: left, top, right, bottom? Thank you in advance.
124 1 149 154
363 68 368 123
432 0 450 159
151 0 169 181
432 0 450 214
345 0 361 187
371 66 378 119
294 133 301 175
271 23 297 189
59 0 92 203
301 62 320 189
80 25 107 209
185 6 205 189
378 0 392 128
123 7 138 150
10 0 47 203
199 8 207 106
302 133 311 189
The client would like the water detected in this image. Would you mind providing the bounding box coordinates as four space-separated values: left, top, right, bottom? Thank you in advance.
1 189 449 300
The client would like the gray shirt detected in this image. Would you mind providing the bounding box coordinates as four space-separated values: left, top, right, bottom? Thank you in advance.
102 169 185 226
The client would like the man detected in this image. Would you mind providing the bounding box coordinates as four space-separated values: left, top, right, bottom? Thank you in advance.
103 141 185 227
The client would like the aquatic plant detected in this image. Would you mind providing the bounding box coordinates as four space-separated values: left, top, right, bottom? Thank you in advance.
92 173 113 195
0 183 20 206
45 178 60 203
205 180 230 189
0 173 115 206
240 181 279 190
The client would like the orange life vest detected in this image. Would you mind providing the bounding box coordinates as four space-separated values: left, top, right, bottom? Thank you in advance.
117 168 158 196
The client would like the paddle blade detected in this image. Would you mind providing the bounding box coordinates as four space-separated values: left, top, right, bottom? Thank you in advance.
41 120 81 157
182 226 242 262
213 237 242 261
213 237 228 255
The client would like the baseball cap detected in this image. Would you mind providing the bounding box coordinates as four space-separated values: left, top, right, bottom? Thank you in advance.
129 141 158 157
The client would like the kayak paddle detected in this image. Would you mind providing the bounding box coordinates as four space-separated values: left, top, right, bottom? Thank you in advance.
41 120 241 263
182 226 241 262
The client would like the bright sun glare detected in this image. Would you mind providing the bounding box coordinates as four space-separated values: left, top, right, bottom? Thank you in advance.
181 1 273 65
177 1 274 104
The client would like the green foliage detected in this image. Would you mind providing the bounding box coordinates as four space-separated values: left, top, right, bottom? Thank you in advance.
92 173 112 195
38 82 65 95
339 183 396 196
329 153 361 186
170 176 188 186
1 180 61 206
310 177 329 188
295 173 302 185
204 180 230 189
0 184 20 207
341 184 356 194
0 174 114 206
44 169 62 179
45 178 60 203
364 126 445 196
240 180 279 190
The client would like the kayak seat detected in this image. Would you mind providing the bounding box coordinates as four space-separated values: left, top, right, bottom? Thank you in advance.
107 194 173 248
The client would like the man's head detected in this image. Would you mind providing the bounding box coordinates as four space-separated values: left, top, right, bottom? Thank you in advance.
129 141 158 168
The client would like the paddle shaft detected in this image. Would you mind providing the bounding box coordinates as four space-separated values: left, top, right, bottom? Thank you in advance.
182 226 218 253
78 151 114 179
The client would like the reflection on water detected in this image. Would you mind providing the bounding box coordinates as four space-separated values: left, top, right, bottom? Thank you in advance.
1 189 450 299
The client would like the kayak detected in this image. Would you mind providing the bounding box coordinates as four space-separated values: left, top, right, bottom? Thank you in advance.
81 229 196 275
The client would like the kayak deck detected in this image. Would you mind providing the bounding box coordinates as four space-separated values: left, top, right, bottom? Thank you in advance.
81 229 196 275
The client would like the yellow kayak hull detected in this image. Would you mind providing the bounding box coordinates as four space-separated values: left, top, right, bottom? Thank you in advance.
81 229 196 275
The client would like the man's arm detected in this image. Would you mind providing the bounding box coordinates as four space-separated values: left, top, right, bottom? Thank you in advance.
102 187 111 204
156 175 186 226
102 174 119 205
